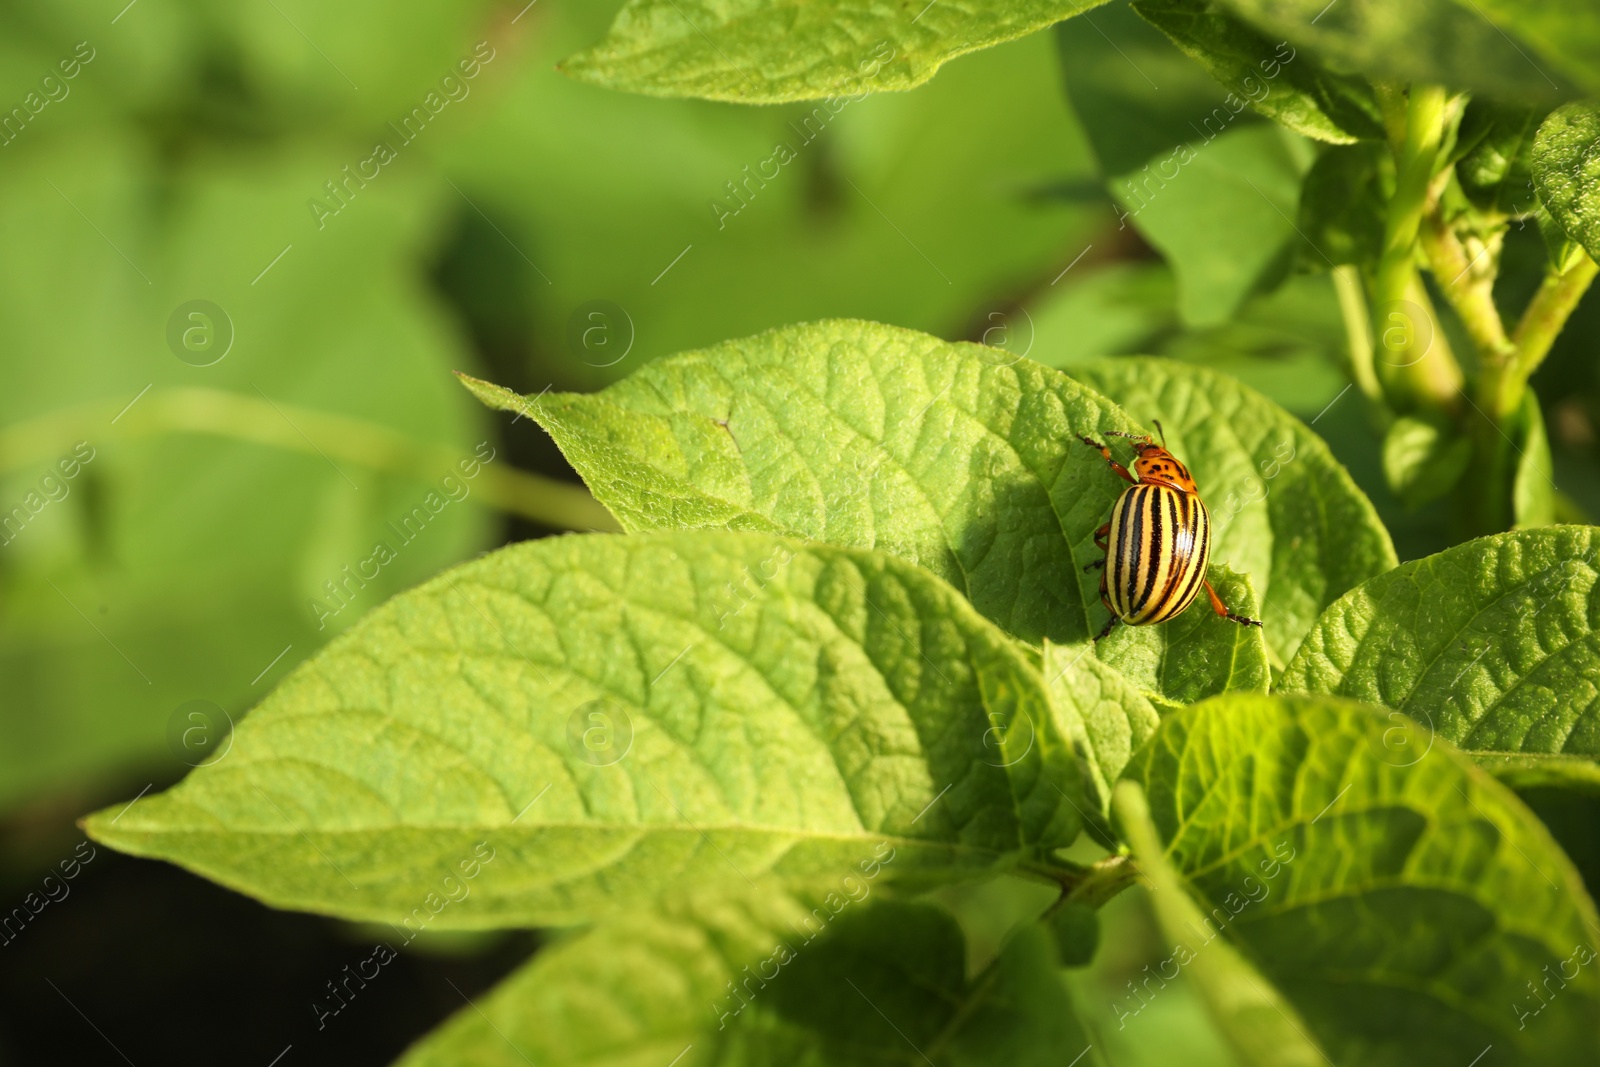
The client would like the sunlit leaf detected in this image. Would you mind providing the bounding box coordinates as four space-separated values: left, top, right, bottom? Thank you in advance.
1533 101 1600 262
1074 357 1397 668
86 532 1083 926
560 0 1113 103
1123 692 1600 1064
1283 527 1600 769
462 321 1273 704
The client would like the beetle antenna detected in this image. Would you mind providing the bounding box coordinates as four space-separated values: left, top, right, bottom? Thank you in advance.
1153 419 1166 446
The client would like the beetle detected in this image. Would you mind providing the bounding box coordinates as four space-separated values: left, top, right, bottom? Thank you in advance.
1078 422 1262 641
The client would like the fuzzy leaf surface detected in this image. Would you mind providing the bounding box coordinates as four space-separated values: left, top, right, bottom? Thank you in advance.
1282 527 1600 763
1533 101 1600 262
1074 357 1397 668
463 321 1270 704
1123 692 1600 1064
560 0 1112 103
87 532 1082 926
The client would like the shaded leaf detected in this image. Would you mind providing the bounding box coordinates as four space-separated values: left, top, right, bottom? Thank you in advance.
1456 99 1547 219
1515 392 1556 528
1055 1 1258 178
87 532 1083 926
1048 899 1101 967
1122 692 1600 1064
1381 414 1472 509
1459 0 1600 97
463 320 1273 704
1215 0 1584 99
1281 527 1600 763
1482 753 1600 795
1114 779 1330 1067
1074 357 1397 668
1042 640 1161 818
560 0 1113 103
1132 0 1382 143
394 895 1096 1067
1112 124 1312 327
1096 566 1269 701
1297 142 1388 267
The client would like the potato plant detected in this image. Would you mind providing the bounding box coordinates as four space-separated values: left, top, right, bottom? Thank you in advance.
86 2 1600 1064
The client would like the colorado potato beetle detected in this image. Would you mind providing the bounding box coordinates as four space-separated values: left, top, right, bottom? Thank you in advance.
1079 422 1262 641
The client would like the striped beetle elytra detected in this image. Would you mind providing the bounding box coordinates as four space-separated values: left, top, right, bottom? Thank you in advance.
1079 422 1263 641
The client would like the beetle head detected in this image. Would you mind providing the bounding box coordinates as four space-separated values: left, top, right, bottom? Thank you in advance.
1108 422 1198 492
1130 443 1198 493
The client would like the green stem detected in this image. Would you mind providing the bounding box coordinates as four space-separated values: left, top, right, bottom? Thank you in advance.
1371 84 1464 411
1032 853 1138 912
1490 252 1600 419
1420 209 1512 365
1332 265 1381 404
0 387 619 533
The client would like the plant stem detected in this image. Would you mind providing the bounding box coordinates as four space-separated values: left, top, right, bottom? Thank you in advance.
1371 84 1464 411
1419 209 1512 365
0 387 620 533
1031 853 1138 912
1489 252 1600 419
1331 265 1382 404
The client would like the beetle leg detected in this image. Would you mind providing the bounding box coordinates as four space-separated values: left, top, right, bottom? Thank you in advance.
1094 581 1119 641
1084 521 1110 571
1094 608 1119 642
1078 435 1137 484
1203 579 1263 628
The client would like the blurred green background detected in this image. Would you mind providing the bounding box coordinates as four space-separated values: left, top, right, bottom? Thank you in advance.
2 1 1595 1063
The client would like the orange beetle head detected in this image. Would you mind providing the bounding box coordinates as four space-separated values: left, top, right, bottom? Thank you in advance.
1130 442 1198 493
1110 421 1198 493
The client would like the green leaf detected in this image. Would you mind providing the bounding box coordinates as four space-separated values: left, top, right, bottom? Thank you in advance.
1054 1 1319 317
1482 753 1600 795
86 532 1083 927
1047 899 1101 967
1282 527 1600 764
559 0 1113 103
457 5 1111 392
1533 101 1600 263
0 137 495 813
1096 565 1269 701
1112 124 1312 327
1122 691 1600 1064
1514 393 1556 528
395 895 1096 1067
1215 0 1585 99
1131 0 1382 143
1456 99 1547 219
1536 201 1590 273
1028 263 1180 368
1042 640 1162 818
1056 1 1258 179
1297 142 1389 267
1114 779 1331 1067
1073 357 1398 668
1459 0 1600 97
1381 414 1472 509
464 320 1274 705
